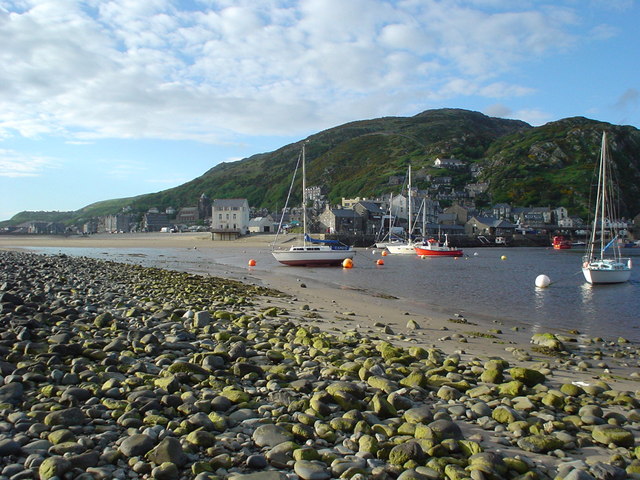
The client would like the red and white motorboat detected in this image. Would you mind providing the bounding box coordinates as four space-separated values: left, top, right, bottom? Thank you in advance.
414 235 464 257
552 235 572 250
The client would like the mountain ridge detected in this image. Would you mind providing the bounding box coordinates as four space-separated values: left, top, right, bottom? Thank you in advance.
3 108 639 226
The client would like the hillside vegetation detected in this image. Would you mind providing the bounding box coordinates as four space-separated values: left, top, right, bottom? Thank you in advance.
3 108 640 226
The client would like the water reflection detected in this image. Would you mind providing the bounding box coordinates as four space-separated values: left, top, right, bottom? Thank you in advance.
579 283 594 311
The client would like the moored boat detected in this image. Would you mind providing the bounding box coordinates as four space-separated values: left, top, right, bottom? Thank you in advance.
581 132 631 284
414 235 463 257
552 235 572 250
272 143 354 266
385 165 418 255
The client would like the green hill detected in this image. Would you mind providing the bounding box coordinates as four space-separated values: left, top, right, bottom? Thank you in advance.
3 108 640 227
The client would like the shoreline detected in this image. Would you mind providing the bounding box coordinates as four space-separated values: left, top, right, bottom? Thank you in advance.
3 232 640 391
0 233 549 353
0 233 636 374
1 245 640 479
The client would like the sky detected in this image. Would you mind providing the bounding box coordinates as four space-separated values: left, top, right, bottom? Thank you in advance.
1 0 639 221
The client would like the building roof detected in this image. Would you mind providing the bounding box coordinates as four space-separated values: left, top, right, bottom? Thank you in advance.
471 216 516 228
213 198 248 207
355 201 384 214
249 217 274 225
329 209 360 218
179 207 198 213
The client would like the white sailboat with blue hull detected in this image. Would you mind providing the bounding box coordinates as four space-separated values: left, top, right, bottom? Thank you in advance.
581 132 632 284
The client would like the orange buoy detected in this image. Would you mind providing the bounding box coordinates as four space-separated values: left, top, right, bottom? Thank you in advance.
376 259 384 266
381 250 388 257
248 259 256 266
342 258 353 268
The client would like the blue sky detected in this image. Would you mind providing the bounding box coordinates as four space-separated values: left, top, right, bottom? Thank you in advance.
1 0 639 221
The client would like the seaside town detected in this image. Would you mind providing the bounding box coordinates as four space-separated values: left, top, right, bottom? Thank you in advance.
3 3 640 480
5 157 639 248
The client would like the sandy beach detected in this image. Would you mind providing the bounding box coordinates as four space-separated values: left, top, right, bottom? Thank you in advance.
2 233 640 479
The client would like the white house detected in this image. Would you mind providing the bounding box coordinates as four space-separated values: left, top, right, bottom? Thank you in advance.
553 207 569 224
211 198 250 235
248 216 275 233
434 157 465 169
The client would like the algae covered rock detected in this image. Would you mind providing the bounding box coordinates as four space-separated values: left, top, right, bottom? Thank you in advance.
516 434 564 453
389 441 425 466
508 367 545 387
592 424 635 447
531 333 564 351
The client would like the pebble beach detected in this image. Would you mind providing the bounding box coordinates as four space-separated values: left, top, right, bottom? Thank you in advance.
1 235 640 480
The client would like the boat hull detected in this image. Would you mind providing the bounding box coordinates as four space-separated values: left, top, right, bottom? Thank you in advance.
272 248 354 266
385 244 416 255
414 246 463 257
582 258 632 284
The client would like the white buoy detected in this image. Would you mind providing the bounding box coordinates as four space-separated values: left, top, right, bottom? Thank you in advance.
535 274 551 288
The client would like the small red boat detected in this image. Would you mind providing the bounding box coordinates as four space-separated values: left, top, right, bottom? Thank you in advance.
414 235 464 257
552 235 572 250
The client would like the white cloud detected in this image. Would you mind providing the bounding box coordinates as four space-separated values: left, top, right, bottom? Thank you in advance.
0 1 618 142
0 149 60 177
513 108 553 126
484 103 513 119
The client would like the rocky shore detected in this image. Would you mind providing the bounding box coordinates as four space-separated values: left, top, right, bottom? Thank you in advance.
1 250 640 480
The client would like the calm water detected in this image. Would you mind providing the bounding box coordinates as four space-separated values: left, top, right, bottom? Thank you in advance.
18 244 640 342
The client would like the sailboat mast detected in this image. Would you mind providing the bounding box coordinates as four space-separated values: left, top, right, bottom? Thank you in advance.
598 133 608 258
302 142 307 247
422 198 426 238
408 165 412 239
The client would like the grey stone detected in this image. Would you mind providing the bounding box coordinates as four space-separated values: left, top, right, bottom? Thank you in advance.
43 407 87 427
119 434 155 457
252 424 294 448
0 439 22 456
294 460 331 480
0 382 24 405
147 437 187 467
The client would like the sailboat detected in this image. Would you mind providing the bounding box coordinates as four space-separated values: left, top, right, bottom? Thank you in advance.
272 143 355 266
581 132 632 284
386 165 419 255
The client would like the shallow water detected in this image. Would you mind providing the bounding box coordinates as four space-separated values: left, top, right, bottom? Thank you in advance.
19 244 640 341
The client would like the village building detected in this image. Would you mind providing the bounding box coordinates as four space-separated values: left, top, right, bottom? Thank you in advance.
352 201 385 235
553 206 569 224
465 182 488 198
318 207 363 235
198 194 212 221
512 206 552 227
175 207 199 224
142 212 171 232
465 216 517 236
558 216 585 228
434 157 465 169
443 203 472 225
102 213 134 233
211 198 250 240
492 203 512 220
248 216 275 233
